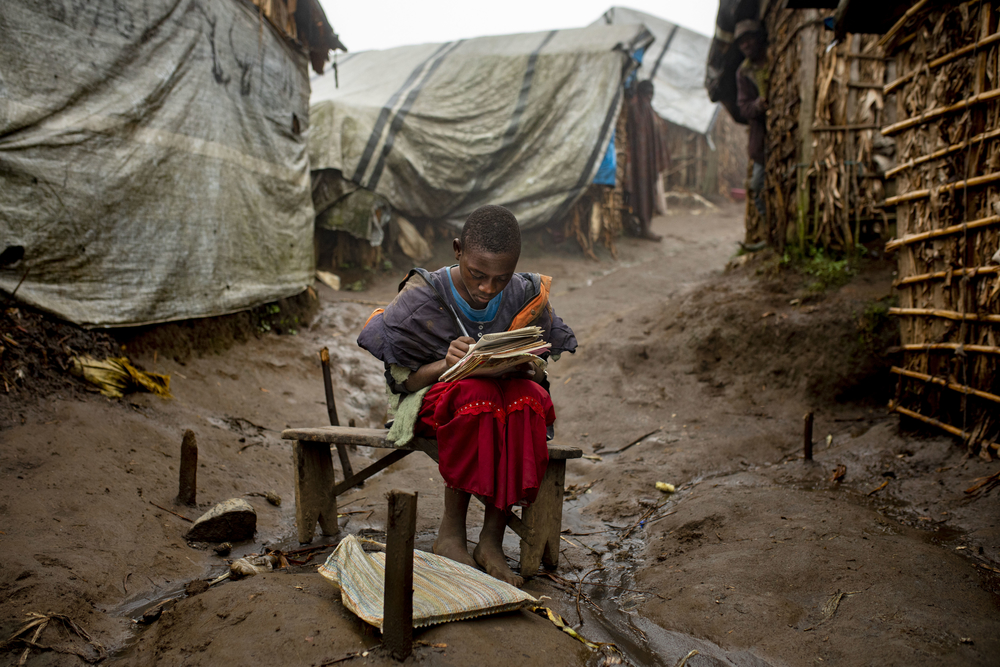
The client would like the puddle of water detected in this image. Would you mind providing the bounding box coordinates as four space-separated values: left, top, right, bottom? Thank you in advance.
548 486 773 667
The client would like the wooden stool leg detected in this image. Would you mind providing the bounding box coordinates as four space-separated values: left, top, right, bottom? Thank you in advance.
293 440 339 543
519 459 566 577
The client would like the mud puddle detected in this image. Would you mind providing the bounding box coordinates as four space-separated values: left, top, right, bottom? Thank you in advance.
545 485 773 667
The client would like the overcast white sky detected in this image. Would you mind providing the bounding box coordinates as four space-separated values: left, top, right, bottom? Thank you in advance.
319 2 720 53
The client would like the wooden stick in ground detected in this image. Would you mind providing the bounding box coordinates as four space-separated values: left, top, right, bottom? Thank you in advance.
803 412 814 461
319 348 355 481
178 429 197 506
383 490 417 661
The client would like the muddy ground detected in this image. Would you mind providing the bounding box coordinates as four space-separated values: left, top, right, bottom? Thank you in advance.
2 204 999 666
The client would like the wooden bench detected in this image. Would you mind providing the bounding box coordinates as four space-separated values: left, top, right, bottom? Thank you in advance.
280 426 582 578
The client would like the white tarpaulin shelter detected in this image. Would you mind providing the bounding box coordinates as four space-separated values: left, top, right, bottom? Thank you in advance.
0 0 320 327
308 24 652 231
594 6 720 136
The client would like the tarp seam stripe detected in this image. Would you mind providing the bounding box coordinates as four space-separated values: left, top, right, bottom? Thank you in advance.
575 85 622 190
547 84 623 225
365 40 465 191
503 30 557 146
648 24 679 80
453 29 558 215
350 42 453 184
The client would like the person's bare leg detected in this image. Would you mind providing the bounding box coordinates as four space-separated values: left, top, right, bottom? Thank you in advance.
433 487 478 568
473 503 524 587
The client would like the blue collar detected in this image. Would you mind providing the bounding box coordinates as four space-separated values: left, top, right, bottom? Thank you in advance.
447 266 502 322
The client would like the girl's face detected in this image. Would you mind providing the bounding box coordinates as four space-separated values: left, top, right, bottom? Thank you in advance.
452 241 518 308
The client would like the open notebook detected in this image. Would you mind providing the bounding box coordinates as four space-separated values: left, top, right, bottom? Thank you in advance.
439 326 550 382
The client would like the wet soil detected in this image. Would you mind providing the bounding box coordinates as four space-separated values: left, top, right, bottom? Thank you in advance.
2 204 999 666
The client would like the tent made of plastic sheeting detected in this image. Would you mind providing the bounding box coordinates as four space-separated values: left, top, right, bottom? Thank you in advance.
595 6 720 136
0 0 321 328
308 24 652 232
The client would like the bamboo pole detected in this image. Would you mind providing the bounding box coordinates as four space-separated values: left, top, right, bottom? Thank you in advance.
889 401 1000 451
889 342 1000 355
885 127 1000 178
883 31 1000 95
889 307 1000 324
878 0 932 50
894 265 999 286
884 214 1000 249
891 366 1000 405
884 168 1000 204
812 124 881 131
881 87 1000 137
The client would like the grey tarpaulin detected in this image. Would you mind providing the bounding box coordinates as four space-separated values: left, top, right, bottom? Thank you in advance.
308 24 652 231
595 6 720 135
0 0 314 328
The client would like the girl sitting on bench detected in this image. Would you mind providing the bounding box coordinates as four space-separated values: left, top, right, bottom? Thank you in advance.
358 205 576 586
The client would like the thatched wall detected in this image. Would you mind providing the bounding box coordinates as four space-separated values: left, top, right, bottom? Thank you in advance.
754 7 889 250
663 112 748 199
881 0 1000 457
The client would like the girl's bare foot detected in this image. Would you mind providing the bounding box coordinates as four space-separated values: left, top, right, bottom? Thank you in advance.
475 503 524 587
473 540 523 587
434 487 478 569
433 533 478 569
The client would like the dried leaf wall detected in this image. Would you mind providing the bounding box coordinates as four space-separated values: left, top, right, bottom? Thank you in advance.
883 0 1000 456
757 7 888 250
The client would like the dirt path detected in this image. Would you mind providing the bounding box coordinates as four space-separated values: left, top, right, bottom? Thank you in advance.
2 204 999 666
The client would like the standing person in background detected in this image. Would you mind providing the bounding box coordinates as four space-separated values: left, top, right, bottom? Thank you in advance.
735 19 768 229
627 79 669 242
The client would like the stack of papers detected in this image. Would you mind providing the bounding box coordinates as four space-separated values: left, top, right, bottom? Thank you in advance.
440 326 550 382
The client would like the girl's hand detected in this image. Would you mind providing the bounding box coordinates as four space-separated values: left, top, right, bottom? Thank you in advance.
445 336 476 368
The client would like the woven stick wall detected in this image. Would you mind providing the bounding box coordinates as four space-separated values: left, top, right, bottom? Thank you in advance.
757 7 888 250
663 114 748 199
882 0 1000 457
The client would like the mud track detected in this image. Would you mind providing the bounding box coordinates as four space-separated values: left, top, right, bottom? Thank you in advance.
2 205 998 666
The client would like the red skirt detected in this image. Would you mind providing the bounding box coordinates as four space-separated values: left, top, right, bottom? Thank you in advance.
415 378 555 510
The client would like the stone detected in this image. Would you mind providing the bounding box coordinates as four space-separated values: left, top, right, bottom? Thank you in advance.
184 580 210 596
185 498 256 542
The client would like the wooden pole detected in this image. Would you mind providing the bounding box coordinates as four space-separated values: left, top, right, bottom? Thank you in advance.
888 342 1000 355
888 307 1000 324
383 490 417 661
889 401 1000 451
798 14 819 254
881 87 1000 136
319 347 355 481
178 429 197 506
884 127 1000 178
894 265 999 286
803 412 814 461
884 214 1000 250
884 31 1000 95
891 366 1000 405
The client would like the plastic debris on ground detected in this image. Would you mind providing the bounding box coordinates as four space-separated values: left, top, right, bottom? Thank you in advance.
70 356 171 398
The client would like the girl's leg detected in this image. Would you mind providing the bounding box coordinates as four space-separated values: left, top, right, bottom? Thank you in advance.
433 486 477 568
473 503 523 587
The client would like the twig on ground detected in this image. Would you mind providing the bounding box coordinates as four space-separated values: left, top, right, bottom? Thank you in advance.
576 567 604 626
674 649 700 667
149 501 193 522
608 428 662 455
867 480 890 496
622 502 668 540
